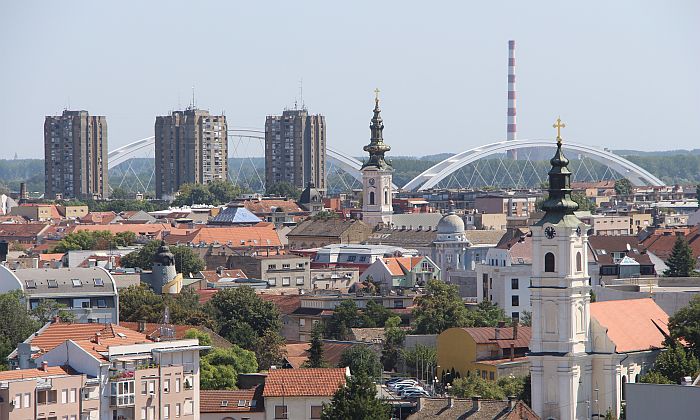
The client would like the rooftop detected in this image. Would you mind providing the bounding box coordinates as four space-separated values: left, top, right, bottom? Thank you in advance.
407 397 539 420
590 298 670 353
199 387 263 413
262 367 347 397
0 366 73 381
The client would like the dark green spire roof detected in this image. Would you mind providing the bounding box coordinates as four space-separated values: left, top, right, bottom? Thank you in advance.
362 92 392 170
536 119 580 226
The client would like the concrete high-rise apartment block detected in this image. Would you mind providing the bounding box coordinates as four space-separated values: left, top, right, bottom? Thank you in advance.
154 108 228 199
44 110 108 199
265 109 326 190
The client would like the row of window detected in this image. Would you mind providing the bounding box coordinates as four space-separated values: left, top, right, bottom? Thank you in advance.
268 277 306 286
14 387 78 408
25 278 104 289
275 404 323 419
140 399 193 419
267 263 306 270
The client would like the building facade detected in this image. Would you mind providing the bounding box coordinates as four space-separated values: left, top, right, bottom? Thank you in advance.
44 110 108 199
361 93 393 228
154 109 228 199
265 109 326 190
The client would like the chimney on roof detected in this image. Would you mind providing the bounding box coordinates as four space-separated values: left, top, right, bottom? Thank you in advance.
447 396 454 409
138 320 146 333
94 332 101 345
216 266 224 275
41 360 48 372
510 343 515 361
497 320 506 328
508 395 517 410
52 315 60 324
472 396 481 412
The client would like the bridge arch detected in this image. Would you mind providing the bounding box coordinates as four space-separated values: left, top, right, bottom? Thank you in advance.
402 139 664 191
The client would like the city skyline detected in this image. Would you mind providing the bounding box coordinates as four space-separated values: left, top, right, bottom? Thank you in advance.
1 1 699 160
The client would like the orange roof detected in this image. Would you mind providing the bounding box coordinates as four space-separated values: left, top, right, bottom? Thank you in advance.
259 294 301 315
80 211 118 225
262 368 347 397
641 226 700 261
196 289 219 304
72 223 195 238
200 387 263 413
242 199 303 214
0 366 72 381
165 226 282 248
461 326 532 349
199 269 248 283
590 298 670 353
24 322 152 360
382 257 423 276
39 253 65 261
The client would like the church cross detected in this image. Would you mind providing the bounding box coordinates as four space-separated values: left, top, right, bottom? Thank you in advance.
553 117 566 144
374 88 380 103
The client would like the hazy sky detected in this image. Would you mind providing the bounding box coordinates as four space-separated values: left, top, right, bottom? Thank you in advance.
1 1 698 160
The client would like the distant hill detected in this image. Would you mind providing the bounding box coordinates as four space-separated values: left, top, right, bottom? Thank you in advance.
614 149 700 157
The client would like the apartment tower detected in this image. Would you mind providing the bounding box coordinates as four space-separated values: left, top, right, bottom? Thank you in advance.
154 108 228 199
265 108 326 191
44 110 108 199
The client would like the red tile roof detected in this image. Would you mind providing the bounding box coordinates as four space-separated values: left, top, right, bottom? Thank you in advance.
242 199 303 214
200 387 263 413
590 298 670 353
262 368 347 397
72 223 193 238
382 257 423 276
164 225 282 248
640 227 700 261
80 211 119 225
0 366 72 381
196 289 219 304
0 223 49 240
283 341 359 369
259 294 301 316
199 269 248 283
461 326 532 349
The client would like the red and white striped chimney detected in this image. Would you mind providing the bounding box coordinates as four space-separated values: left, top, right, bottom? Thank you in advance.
506 40 517 159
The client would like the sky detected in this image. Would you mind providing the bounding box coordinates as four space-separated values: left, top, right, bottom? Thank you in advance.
0 1 698 160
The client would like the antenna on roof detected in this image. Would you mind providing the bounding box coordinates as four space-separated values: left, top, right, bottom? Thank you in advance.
299 78 304 110
191 85 196 109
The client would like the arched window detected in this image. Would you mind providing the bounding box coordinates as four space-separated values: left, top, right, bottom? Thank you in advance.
545 252 555 272
576 252 582 272
369 191 375 205
622 375 627 401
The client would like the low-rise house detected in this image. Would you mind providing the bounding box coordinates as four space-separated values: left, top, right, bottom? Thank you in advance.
0 265 119 323
310 266 359 291
164 225 283 254
287 218 372 250
407 397 539 420
0 223 50 244
437 325 532 382
56 204 90 219
360 256 440 289
641 226 700 266
282 341 368 369
10 204 60 222
208 203 263 226
191 268 248 290
79 211 122 225
200 387 264 420
576 213 631 236
262 368 348 420
587 235 656 284
228 254 311 290
258 294 302 342
306 244 420 273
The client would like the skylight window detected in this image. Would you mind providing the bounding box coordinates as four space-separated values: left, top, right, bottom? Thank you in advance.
93 278 104 286
71 279 82 287
47 279 58 288
25 280 36 289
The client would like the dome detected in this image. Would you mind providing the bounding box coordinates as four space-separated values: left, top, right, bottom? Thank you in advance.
153 240 175 266
437 210 465 235
299 182 322 205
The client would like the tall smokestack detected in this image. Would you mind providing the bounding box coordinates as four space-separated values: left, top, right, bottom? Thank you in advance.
506 40 517 159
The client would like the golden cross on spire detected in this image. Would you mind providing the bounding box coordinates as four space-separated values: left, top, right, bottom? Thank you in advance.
553 117 566 145
374 88 380 103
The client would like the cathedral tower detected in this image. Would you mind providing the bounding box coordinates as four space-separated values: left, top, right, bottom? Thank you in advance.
361 90 393 228
529 119 592 420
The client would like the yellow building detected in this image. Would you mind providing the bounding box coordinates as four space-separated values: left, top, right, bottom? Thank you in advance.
437 325 531 382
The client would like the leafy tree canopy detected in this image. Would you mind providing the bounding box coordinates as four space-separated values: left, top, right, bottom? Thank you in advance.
471 301 509 327
120 240 205 275
183 328 212 347
450 374 505 399
0 291 41 364
381 316 405 371
52 230 136 253
170 180 245 207
401 344 437 379
614 178 633 196
651 343 700 384
412 280 471 334
266 181 301 200
339 345 381 378
325 300 361 340
304 323 328 368
31 300 75 324
669 295 700 357
638 370 673 384
663 235 697 277
118 284 211 326
321 374 391 420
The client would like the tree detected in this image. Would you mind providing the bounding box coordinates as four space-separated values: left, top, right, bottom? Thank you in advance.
651 343 700 383
325 300 361 340
184 328 212 347
199 345 258 390
118 284 164 322
638 371 673 384
31 300 75 324
207 180 242 204
381 316 405 371
450 374 505 399
266 181 301 200
360 300 392 328
321 374 391 420
121 240 204 275
497 375 527 399
0 291 41 362
171 183 214 206
114 231 137 247
304 323 328 368
571 192 596 212
339 345 381 379
472 301 509 327
51 230 119 253
401 344 437 379
311 210 339 221
110 187 131 200
413 280 471 334
254 329 286 371
520 310 532 327
668 295 700 357
614 178 633 196
663 235 697 277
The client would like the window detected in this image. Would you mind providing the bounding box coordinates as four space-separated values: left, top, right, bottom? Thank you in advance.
164 404 170 419
369 191 375 205
275 405 288 419
25 280 36 289
295 277 305 285
268 278 277 286
74 298 90 309
512 312 519 321
511 278 519 290
23 392 30 408
148 380 155 394
163 379 170 393
282 264 290 269
69 388 76 403
311 405 323 419
544 252 555 272
141 381 147 395
93 278 104 286
299 319 306 327
184 399 193 415
14 394 20 408
576 252 582 272
393 299 404 309
96 299 107 308
297 262 305 268
61 389 67 403
489 372 495 380
175 403 181 417
347 255 356 262
384 189 388 204
37 390 57 404
282 277 290 286
512 296 520 307
47 279 58 288
268 264 277 270
140 408 147 420
71 279 82 287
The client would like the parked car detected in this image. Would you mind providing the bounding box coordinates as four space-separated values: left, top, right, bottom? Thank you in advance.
397 386 426 395
402 390 430 398
389 380 418 388
391 383 421 392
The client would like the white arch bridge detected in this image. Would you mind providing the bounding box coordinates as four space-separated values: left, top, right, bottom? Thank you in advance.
107 135 664 193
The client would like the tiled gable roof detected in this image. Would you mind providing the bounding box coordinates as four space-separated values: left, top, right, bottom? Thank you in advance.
288 219 370 238
262 368 347 397
200 387 263 413
461 326 532 349
590 298 669 353
242 199 303 214
0 366 72 381
165 225 281 248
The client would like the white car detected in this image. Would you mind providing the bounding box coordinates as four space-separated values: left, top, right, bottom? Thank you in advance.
391 383 420 392
398 386 426 396
389 380 418 388
402 390 430 398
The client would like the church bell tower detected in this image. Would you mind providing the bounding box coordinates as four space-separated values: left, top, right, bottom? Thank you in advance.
361 89 393 228
529 118 592 420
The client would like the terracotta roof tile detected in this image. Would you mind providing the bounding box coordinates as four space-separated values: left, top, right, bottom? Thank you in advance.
200 387 263 413
199 269 248 283
259 294 301 316
262 368 347 397
461 326 532 349
164 225 282 248
241 199 304 214
590 298 669 353
641 227 700 261
0 366 72 381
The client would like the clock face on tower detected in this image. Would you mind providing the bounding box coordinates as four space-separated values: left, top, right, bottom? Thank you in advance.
545 226 557 239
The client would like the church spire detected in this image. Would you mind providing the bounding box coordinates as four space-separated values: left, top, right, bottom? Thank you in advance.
539 117 579 223
362 89 392 170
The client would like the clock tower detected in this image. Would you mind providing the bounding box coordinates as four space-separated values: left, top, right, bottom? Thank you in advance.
529 118 592 420
361 90 393 228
